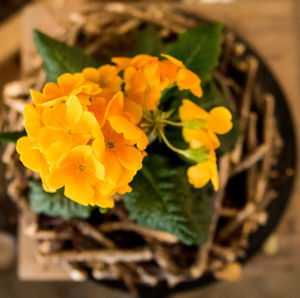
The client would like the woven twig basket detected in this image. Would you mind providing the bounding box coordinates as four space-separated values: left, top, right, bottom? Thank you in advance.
2 2 283 292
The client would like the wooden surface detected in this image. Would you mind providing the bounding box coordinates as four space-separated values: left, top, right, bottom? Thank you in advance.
17 0 300 280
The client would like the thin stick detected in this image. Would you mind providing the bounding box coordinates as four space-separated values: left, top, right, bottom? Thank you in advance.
98 221 178 244
190 154 231 278
40 248 153 264
230 143 269 177
231 56 259 164
60 261 87 281
73 219 116 248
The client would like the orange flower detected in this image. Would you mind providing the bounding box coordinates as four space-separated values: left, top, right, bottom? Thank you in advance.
30 73 102 108
161 54 202 97
92 92 148 194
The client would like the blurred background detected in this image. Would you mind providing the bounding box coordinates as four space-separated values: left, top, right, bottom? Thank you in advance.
0 0 300 297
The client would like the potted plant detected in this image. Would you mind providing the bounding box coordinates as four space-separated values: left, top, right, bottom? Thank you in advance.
0 2 296 296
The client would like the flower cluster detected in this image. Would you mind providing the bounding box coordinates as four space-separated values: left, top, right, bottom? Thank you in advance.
17 69 147 208
17 54 205 207
179 99 233 190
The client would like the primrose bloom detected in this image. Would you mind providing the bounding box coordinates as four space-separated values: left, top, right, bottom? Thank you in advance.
112 54 203 115
17 71 148 208
179 99 233 190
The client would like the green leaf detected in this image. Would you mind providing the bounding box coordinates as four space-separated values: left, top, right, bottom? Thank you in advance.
165 23 223 82
34 30 100 82
129 24 163 57
124 154 213 245
29 180 93 220
0 130 26 143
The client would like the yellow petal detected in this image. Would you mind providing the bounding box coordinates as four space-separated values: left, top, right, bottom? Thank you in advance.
42 102 67 129
64 178 95 206
117 184 132 194
118 168 136 188
123 99 143 125
74 111 97 137
104 91 124 120
45 141 72 166
112 57 132 70
177 68 202 97
66 96 83 127
187 163 210 189
161 54 184 68
116 146 143 171
108 115 142 140
23 104 42 138
57 73 84 94
95 180 115 197
88 96 107 126
144 86 161 110
99 196 114 208
208 107 233 135
30 89 46 106
16 137 44 172
56 146 91 171
43 82 63 99
98 65 122 91
38 126 68 153
93 192 115 208
87 153 105 181
82 67 99 83
92 124 105 160
101 150 122 185
179 99 208 122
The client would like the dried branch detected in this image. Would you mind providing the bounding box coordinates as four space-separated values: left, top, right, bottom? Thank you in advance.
40 248 153 264
99 221 178 244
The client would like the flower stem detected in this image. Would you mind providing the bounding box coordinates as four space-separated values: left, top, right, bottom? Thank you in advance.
159 119 184 127
158 128 184 155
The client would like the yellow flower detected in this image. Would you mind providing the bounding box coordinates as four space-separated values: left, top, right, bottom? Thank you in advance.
18 68 149 207
82 65 122 100
179 99 232 190
187 152 219 191
47 146 105 206
40 96 98 166
30 73 102 108
179 99 232 149
16 136 45 173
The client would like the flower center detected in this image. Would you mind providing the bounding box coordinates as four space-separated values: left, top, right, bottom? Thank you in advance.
68 129 72 135
78 165 85 172
107 141 115 149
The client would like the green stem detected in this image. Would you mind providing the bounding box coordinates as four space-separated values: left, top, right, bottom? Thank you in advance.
158 129 184 155
159 119 184 127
